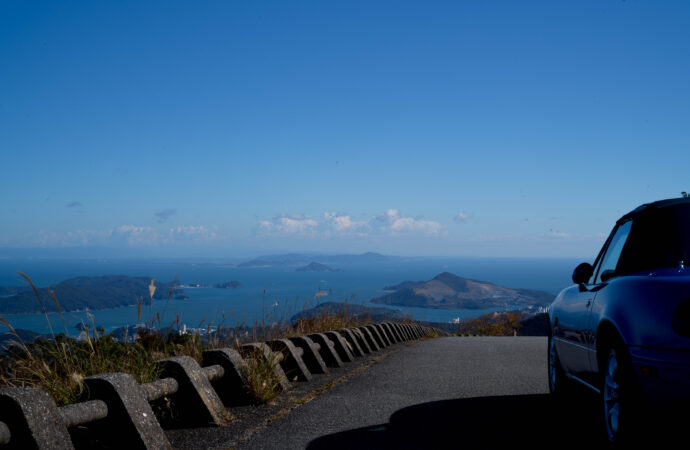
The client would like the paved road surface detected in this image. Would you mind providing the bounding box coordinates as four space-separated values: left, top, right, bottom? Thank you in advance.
239 336 605 449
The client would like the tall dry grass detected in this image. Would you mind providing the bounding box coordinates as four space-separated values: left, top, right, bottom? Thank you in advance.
0 273 386 406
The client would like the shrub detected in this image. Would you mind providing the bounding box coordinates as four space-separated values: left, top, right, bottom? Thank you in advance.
456 311 524 336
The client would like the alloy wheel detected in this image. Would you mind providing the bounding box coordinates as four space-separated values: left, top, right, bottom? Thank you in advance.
603 348 621 441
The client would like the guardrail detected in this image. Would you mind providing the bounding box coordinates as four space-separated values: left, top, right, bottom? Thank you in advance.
0 322 445 449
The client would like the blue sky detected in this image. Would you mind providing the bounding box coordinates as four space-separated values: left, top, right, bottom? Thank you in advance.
1 0 689 258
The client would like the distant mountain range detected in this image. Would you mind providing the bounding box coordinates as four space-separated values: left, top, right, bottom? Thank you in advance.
0 275 180 314
295 262 341 272
371 272 554 310
237 252 398 268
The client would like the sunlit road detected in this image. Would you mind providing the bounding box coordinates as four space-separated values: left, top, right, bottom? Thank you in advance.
236 336 609 449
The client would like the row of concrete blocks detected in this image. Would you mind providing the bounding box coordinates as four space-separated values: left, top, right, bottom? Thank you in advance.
0 322 436 449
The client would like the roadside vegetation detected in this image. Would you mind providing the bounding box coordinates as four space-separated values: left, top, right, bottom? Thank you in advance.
0 273 390 406
455 311 525 336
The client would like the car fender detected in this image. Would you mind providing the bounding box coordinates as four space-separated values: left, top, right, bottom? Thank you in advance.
593 275 690 351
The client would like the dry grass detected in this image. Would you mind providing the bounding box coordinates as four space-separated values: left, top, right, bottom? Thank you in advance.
289 311 371 337
0 273 392 406
242 348 284 404
455 311 524 336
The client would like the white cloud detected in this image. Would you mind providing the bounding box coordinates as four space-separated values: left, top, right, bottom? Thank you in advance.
169 225 221 243
258 209 442 237
113 225 158 246
30 224 222 247
323 212 369 233
454 212 472 222
33 229 111 246
374 209 401 224
259 214 318 235
374 209 442 235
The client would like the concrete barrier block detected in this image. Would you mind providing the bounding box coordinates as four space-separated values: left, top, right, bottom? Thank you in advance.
402 323 414 340
375 323 392 344
393 323 405 340
337 328 365 356
267 339 312 381
372 324 392 346
240 343 290 391
0 387 73 450
202 348 254 406
390 323 406 341
356 327 380 351
410 324 420 339
288 336 329 374
365 325 387 348
383 322 401 343
411 324 421 338
397 323 409 340
325 331 355 362
350 328 373 353
84 372 171 449
307 333 344 368
157 356 228 427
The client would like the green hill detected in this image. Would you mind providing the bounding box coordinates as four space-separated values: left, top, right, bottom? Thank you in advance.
372 272 554 310
0 275 180 314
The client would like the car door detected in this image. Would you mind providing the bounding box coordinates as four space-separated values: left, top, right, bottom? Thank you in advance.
554 221 632 377
554 272 598 376
586 220 633 379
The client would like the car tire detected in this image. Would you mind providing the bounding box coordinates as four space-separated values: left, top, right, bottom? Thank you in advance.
601 341 640 444
548 334 573 397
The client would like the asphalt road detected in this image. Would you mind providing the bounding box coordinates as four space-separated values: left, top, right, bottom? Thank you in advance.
238 336 606 449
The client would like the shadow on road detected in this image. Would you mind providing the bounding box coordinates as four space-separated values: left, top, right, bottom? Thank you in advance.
307 390 682 449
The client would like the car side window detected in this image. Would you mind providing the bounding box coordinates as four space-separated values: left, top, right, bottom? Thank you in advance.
595 220 633 284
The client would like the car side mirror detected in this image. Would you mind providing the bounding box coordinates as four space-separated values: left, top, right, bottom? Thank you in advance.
572 262 594 285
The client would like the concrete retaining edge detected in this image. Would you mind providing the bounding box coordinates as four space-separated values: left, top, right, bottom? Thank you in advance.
0 322 448 449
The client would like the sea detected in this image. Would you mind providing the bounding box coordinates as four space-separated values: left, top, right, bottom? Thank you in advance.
0 257 581 336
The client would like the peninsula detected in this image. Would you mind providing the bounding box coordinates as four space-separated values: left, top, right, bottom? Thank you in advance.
0 275 181 314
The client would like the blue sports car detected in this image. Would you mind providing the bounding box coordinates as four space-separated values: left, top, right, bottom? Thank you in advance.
548 197 690 443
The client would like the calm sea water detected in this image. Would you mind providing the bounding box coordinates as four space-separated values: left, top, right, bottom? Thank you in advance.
0 257 581 335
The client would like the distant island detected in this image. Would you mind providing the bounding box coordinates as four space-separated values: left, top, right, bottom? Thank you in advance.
237 252 397 268
0 275 181 314
295 262 341 272
371 272 554 310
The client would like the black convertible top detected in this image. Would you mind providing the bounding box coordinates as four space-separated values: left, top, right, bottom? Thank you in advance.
617 197 690 224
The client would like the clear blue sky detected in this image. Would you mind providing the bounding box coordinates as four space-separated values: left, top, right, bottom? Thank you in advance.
2 0 689 258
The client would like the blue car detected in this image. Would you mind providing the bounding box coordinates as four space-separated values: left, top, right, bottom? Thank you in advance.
548 197 690 443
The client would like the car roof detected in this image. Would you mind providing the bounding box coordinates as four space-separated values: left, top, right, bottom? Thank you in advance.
617 197 690 224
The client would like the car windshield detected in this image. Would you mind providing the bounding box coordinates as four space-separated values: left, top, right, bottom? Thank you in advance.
617 203 690 274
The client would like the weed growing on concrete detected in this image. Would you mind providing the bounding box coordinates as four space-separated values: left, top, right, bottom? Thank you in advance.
242 348 283 404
